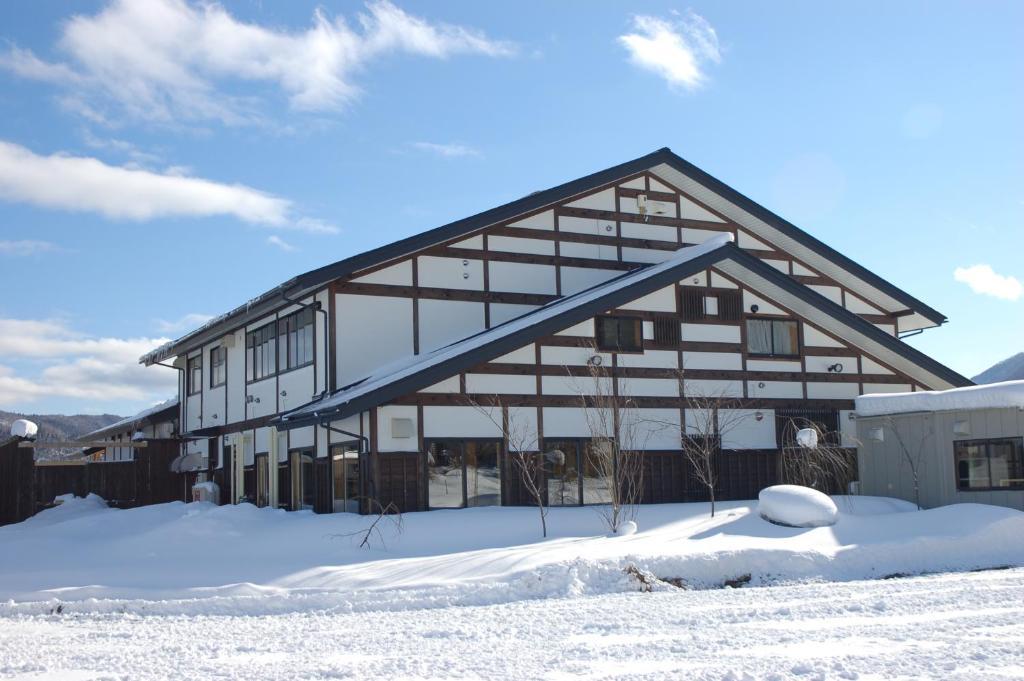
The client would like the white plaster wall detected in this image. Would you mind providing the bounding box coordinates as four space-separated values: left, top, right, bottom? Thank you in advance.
737 230 772 251
617 287 676 313
805 355 857 373
204 385 225 429
720 409 776 449
743 291 788 316
682 227 728 244
351 260 413 286
488 262 557 294
679 195 725 222
336 294 413 387
763 260 790 273
617 377 679 397
566 187 616 211
186 393 202 431
556 320 594 337
806 382 860 400
560 267 619 295
808 285 843 305
420 376 461 393
620 222 678 242
508 210 554 230
417 255 484 290
453 235 483 249
423 406 502 438
862 382 914 394
466 373 536 394
802 325 845 347
682 351 743 370
378 405 419 452
682 323 741 343
255 426 270 454
860 356 894 375
507 406 540 451
622 247 672 264
542 407 607 438
684 378 744 398
844 292 883 315
490 303 538 326
791 261 817 277
541 345 610 366
418 299 485 353
247 377 276 419
709 271 737 288
290 425 314 450
488 235 555 255
747 380 803 399
278 364 315 412
542 375 613 396
745 358 801 372
620 177 646 190
492 345 535 364
226 329 246 423
618 349 679 369
623 409 681 449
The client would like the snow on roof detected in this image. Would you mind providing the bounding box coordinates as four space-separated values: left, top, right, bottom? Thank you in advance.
280 235 734 426
855 380 1024 417
82 397 178 440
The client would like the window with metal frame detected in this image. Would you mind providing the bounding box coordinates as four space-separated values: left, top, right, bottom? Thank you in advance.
186 355 202 395
278 308 315 372
209 346 226 388
746 318 799 357
955 437 1024 491
595 316 643 353
246 321 277 381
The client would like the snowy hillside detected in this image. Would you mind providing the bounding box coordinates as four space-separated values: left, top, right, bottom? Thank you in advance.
974 351 1024 384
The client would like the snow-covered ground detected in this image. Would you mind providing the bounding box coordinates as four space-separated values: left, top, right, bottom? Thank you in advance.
2 568 1023 680
1 496 1023 679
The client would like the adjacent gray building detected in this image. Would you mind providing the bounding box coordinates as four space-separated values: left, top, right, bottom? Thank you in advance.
855 381 1024 510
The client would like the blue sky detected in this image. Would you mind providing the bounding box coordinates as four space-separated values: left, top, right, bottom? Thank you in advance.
0 0 1020 416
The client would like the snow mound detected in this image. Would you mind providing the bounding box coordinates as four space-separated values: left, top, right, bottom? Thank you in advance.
856 379 1024 416
795 428 818 449
10 419 38 439
758 485 838 528
613 520 638 536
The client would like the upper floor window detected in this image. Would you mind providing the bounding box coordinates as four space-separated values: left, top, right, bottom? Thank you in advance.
595 316 643 353
680 287 742 322
955 438 1024 491
746 318 799 357
278 308 315 372
187 355 202 395
210 346 227 388
246 322 277 382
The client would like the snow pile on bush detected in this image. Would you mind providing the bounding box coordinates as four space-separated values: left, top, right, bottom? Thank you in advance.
795 427 818 449
10 419 38 439
758 485 838 527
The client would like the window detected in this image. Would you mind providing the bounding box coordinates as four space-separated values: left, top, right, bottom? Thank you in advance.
746 318 799 357
209 346 226 388
680 288 742 322
955 438 1024 491
187 355 202 395
278 308 315 372
246 322 277 381
542 438 615 506
425 439 502 509
595 316 643 353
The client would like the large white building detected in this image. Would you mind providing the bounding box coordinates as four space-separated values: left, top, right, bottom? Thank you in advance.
140 148 970 513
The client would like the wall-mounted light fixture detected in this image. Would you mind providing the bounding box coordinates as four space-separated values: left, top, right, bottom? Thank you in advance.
587 355 603 367
750 304 759 313
754 411 764 422
827 363 844 373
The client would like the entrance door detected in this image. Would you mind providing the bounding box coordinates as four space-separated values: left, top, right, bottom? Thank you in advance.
332 443 361 512
290 450 315 510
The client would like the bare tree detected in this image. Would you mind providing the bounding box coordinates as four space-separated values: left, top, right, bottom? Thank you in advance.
777 417 857 495
333 498 403 549
678 386 752 518
884 415 932 509
465 396 549 537
567 347 649 533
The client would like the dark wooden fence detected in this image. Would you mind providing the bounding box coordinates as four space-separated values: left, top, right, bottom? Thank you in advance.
1 438 190 526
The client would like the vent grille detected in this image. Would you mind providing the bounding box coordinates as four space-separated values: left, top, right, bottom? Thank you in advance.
653 317 681 345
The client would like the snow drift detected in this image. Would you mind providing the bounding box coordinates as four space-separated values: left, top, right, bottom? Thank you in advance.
758 485 838 527
1 495 1021 617
10 418 38 439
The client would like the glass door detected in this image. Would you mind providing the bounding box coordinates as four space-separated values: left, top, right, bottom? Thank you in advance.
332 443 361 513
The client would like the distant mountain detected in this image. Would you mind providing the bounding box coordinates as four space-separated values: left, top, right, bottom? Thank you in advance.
0 410 123 460
972 352 1024 384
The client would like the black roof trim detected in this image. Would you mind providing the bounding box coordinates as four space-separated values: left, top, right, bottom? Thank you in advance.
275 244 968 430
655 152 947 325
147 146 946 364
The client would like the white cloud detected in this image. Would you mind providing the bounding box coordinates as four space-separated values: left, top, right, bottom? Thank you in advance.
267 235 297 252
618 11 720 90
0 140 336 232
0 240 57 256
154 313 214 334
954 264 1023 301
0 0 515 125
412 141 481 158
0 318 176 408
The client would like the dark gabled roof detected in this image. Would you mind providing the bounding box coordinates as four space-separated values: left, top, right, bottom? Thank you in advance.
81 398 178 441
274 239 969 430
142 147 946 365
